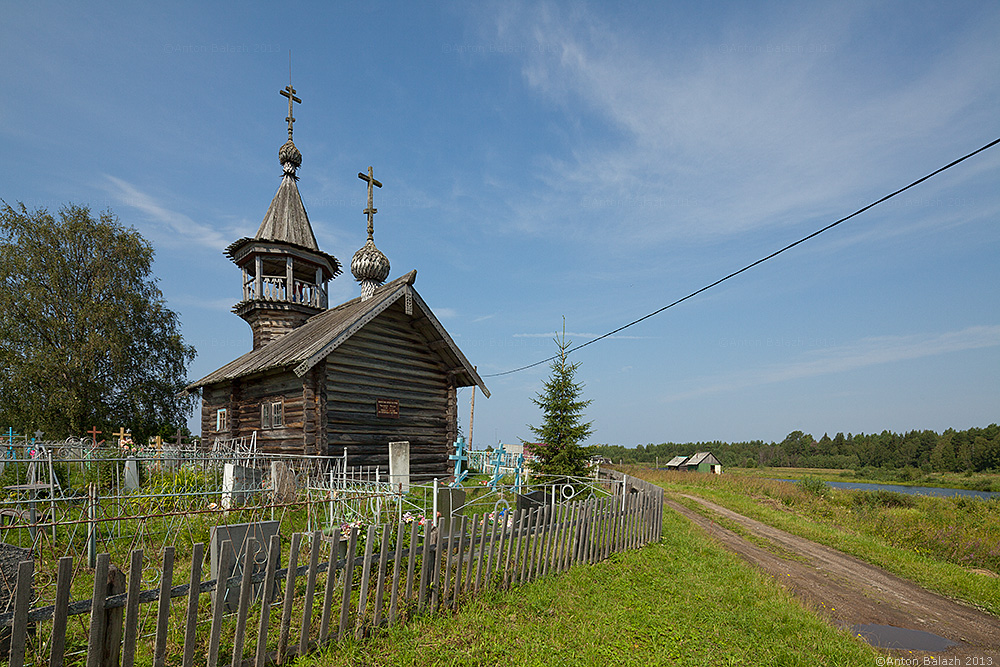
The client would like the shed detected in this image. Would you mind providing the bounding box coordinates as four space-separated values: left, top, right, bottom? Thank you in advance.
681 452 723 474
664 455 689 470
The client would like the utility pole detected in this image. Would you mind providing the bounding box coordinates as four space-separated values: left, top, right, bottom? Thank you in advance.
468 366 477 449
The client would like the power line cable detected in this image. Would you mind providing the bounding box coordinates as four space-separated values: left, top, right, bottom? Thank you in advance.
484 136 1000 378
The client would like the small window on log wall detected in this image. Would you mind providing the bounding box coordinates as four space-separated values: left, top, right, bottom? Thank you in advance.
216 408 227 432
261 400 283 429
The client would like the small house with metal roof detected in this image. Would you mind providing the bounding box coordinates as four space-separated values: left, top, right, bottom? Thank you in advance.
664 455 689 470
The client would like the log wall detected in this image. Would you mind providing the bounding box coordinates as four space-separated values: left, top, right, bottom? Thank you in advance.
200 369 308 455
325 302 454 480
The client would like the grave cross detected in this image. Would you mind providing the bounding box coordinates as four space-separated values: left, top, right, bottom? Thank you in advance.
173 428 185 447
280 84 301 140
87 426 101 444
358 166 382 239
449 436 470 488
112 427 129 445
488 443 506 491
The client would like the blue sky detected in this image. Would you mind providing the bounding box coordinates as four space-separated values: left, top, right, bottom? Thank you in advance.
2 1 998 448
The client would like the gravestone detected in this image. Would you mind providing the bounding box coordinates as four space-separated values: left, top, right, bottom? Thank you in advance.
0 543 31 615
222 463 262 509
210 521 280 612
0 542 32 655
435 487 466 534
270 461 297 503
123 458 140 492
516 489 550 512
388 441 410 494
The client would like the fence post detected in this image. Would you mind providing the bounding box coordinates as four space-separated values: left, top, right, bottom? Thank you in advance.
8 560 32 667
85 554 109 667
87 484 98 569
49 556 74 667
154 547 175 667
432 478 439 528
102 565 126 667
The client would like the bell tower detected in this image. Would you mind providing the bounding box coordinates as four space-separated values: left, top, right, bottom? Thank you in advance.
225 81 340 350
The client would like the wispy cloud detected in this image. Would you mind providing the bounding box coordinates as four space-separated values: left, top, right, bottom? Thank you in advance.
103 175 229 250
490 3 1000 249
663 324 1000 402
435 307 459 320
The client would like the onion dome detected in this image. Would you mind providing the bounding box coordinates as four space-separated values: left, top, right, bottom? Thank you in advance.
351 238 391 300
279 139 302 175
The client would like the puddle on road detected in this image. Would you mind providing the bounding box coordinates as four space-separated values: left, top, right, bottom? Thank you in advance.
851 624 959 652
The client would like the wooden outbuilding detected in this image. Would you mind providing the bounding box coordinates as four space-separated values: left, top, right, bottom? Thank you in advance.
681 452 723 474
186 83 488 480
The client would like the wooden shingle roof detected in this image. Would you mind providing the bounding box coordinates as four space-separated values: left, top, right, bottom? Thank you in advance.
185 270 489 396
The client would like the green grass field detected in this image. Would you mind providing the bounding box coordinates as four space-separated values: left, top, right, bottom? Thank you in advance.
642 468 1000 616
298 502 878 666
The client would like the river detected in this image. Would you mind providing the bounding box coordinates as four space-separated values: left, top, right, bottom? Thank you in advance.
774 479 1000 500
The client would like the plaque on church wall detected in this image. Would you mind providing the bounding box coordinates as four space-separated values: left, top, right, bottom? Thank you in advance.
376 398 399 418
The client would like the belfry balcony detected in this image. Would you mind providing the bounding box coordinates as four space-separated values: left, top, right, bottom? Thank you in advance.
239 253 330 311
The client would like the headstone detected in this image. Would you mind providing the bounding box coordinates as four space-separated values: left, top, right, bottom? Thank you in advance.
516 489 549 512
434 487 466 534
0 543 32 655
123 458 140 492
222 463 262 509
270 461 297 503
210 521 280 613
0 543 32 614
388 441 410 494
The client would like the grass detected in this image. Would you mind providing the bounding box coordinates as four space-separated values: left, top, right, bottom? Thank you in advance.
730 465 1000 492
639 468 1000 616
297 507 878 667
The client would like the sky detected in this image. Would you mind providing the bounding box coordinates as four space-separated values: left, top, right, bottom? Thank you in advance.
2 1 998 448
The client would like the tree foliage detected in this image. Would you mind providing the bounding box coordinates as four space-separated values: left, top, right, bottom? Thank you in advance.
0 202 197 442
524 326 593 479
590 423 1000 474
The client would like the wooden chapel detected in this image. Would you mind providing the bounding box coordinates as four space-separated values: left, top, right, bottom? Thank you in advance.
185 82 488 480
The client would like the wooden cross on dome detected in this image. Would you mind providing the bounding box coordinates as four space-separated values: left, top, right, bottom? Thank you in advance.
358 166 383 239
280 85 301 139
280 53 301 139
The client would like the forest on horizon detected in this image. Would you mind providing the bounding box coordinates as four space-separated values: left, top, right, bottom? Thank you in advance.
590 424 1000 474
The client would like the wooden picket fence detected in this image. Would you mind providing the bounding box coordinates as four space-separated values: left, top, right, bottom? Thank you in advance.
2 478 663 667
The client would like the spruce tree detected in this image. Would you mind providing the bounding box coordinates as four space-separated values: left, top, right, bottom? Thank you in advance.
525 323 593 479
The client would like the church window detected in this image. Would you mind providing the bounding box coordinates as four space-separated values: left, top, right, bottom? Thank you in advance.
261 400 283 429
216 408 228 432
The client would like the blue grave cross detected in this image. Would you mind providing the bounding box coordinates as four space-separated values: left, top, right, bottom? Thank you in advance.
513 452 525 495
449 435 470 488
488 443 506 490
4 428 20 459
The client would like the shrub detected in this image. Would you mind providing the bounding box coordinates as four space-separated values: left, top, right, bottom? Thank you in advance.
796 476 829 498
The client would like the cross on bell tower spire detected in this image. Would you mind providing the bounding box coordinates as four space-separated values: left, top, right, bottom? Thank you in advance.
280 55 301 141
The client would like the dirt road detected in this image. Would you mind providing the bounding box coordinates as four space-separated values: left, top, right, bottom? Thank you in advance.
667 494 999 659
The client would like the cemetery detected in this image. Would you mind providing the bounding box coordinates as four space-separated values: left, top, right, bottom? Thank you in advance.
0 77 664 667
0 426 662 667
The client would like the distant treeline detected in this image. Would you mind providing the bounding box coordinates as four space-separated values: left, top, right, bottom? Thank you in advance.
591 424 1000 472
